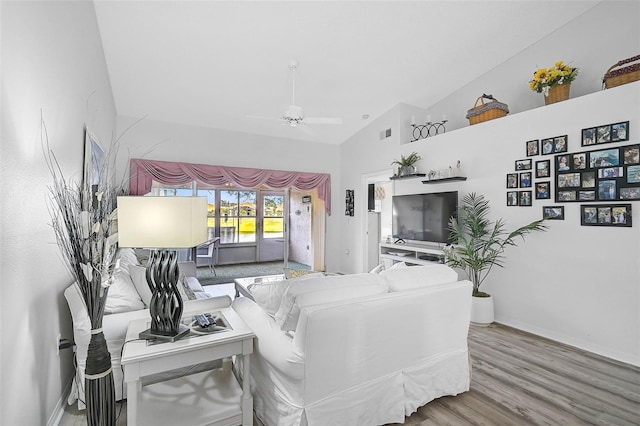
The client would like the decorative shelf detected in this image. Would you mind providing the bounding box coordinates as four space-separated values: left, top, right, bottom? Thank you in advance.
389 173 426 180
422 176 467 184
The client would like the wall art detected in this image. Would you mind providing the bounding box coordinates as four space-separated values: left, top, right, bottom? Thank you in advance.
535 160 550 178
542 206 564 220
519 190 532 206
515 159 532 171
535 182 550 199
582 121 629 146
507 173 518 188
526 139 539 157
520 172 532 188
541 135 568 155
345 189 354 216
580 204 632 227
507 191 519 206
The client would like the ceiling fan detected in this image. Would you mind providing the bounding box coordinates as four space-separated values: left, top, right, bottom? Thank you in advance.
248 60 343 128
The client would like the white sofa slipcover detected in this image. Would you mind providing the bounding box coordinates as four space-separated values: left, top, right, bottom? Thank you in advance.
232 266 472 426
64 252 230 409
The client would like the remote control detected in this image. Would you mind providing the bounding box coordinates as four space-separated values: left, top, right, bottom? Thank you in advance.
194 314 211 328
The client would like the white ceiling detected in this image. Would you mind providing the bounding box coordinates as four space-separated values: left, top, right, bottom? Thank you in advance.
94 1 599 144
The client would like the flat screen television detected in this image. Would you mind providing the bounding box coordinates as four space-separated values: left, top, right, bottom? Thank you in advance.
392 191 458 244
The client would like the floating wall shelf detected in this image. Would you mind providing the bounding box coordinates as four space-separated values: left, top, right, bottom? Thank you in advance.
422 176 467 184
389 173 426 180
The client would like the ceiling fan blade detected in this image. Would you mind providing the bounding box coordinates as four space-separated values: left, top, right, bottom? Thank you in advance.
246 114 286 123
304 117 343 125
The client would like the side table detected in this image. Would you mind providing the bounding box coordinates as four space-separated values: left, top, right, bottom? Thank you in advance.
121 307 255 426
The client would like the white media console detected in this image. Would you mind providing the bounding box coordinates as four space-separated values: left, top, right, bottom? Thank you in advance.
379 242 446 266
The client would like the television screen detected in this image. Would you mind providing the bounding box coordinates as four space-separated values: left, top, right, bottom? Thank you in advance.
392 191 458 244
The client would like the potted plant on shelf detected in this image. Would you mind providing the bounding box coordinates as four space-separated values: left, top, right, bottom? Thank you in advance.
529 60 579 105
444 193 547 325
391 151 422 177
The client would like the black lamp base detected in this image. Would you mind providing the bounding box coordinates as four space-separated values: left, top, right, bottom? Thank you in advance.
139 324 190 342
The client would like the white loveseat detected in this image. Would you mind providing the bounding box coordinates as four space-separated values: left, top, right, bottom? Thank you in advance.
232 264 473 426
64 249 231 409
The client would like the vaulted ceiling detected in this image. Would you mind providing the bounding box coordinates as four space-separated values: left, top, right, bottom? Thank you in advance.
94 1 599 144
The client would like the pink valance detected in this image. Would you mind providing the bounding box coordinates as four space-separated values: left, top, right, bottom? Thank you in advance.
129 158 332 215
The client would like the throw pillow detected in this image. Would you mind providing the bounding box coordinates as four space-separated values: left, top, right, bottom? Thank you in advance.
129 265 152 308
249 273 323 316
274 273 389 331
104 267 145 314
382 264 459 292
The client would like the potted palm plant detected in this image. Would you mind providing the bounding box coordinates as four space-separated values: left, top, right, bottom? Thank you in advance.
444 193 547 325
391 152 421 177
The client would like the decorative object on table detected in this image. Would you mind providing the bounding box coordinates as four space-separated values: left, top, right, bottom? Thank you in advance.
580 204 632 227
45 125 123 426
602 55 640 89
345 189 355 216
117 196 208 341
465 94 509 125
529 60 579 105
542 206 565 220
581 121 629 146
410 116 447 141
444 193 547 324
391 151 422 177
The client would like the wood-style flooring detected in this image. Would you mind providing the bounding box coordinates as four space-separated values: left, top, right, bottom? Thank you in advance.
60 323 640 426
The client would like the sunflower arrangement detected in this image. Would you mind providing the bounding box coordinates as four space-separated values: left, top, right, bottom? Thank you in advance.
529 61 579 96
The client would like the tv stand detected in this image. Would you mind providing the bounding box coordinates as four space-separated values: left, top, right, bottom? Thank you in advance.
379 242 446 266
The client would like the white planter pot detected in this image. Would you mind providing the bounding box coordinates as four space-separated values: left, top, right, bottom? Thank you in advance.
470 295 494 325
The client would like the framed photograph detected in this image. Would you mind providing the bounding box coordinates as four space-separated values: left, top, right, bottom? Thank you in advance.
519 190 532 206
611 121 629 142
596 125 611 144
83 128 105 208
558 190 576 201
598 167 623 179
536 160 550 178
520 172 532 188
582 127 596 146
543 206 564 220
557 154 571 171
581 204 632 227
541 138 555 155
578 190 596 201
581 171 596 188
627 165 640 183
515 159 532 171
620 187 640 200
558 173 580 188
598 180 617 200
589 148 620 168
572 153 587 170
507 191 519 206
526 139 539 157
507 173 519 188
535 182 550 199
553 135 568 153
623 145 639 165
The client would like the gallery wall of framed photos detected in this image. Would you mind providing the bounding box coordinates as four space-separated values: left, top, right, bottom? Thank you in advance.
506 120 635 226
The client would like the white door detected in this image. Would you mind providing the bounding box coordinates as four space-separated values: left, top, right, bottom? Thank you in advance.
258 191 286 262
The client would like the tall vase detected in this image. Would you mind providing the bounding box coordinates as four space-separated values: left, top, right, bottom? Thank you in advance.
85 318 116 426
544 83 571 105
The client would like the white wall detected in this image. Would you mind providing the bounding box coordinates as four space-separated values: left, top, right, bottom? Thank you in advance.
1 1 116 425
113 116 342 271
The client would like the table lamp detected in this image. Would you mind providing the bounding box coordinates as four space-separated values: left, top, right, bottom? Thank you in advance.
117 196 208 341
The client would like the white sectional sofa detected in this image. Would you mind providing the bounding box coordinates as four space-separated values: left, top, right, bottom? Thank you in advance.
232 264 473 426
64 249 230 409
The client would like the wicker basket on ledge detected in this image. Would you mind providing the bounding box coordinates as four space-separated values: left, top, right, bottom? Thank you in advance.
603 55 640 89
466 94 509 125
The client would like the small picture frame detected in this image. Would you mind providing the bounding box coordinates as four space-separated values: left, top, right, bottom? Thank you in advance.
541 138 555 155
623 145 639 165
581 204 632 227
578 190 596 201
507 173 519 188
581 171 596 188
627 165 640 183
526 139 539 157
553 135 568 153
535 182 550 199
582 127 596 146
507 191 519 206
558 172 581 188
620 187 640 200
589 148 620 168
543 206 564 220
558 190 576 201
520 172 532 188
557 154 571 171
536 160 550 178
598 180 617 200
519 190 532 206
515 159 532 171
596 125 611 144
572 152 587 170
611 121 629 142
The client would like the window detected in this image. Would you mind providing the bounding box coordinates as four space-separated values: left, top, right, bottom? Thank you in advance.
220 190 256 243
263 194 284 239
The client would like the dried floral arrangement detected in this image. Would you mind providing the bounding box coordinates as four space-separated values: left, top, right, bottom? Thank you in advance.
529 60 579 96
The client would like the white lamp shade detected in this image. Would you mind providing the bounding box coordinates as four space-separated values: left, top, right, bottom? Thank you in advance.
117 196 208 248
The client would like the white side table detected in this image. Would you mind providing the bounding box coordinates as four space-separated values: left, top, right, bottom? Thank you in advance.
121 307 255 426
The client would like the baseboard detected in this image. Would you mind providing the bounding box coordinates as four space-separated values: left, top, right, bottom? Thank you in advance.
47 377 73 426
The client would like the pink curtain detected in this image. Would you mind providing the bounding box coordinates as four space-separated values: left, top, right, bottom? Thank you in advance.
129 158 332 215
